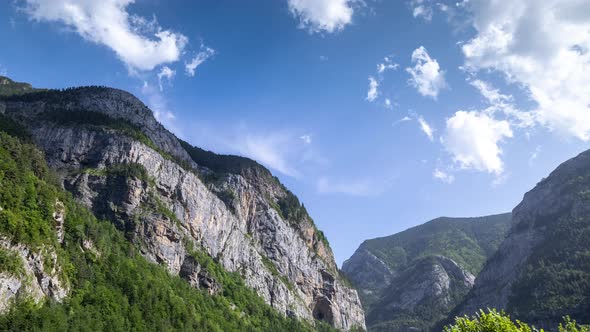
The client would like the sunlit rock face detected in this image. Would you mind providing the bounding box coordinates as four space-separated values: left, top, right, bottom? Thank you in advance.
0 87 365 330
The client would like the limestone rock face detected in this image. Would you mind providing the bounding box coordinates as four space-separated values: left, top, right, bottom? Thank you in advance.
0 239 68 312
0 87 365 330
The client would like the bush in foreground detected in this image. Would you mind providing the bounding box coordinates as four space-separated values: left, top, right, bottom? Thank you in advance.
444 309 589 332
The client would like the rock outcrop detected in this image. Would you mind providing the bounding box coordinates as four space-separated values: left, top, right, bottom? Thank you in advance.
0 86 365 330
0 238 68 312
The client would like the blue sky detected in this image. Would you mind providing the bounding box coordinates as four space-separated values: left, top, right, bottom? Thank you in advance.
1 0 589 265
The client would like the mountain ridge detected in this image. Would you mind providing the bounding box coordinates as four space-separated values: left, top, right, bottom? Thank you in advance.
342 213 512 331
0 76 365 330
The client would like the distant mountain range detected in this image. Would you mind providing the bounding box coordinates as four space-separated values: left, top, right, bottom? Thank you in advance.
342 214 511 331
344 146 590 331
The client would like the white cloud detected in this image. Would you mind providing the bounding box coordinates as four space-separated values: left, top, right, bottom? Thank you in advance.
287 0 354 33
23 0 187 72
406 46 447 99
393 116 412 126
413 5 433 21
232 133 300 177
377 56 399 74
366 76 379 102
157 66 175 91
417 115 434 141
0 64 7 76
469 79 535 128
319 55 329 61
185 45 216 77
433 168 454 184
443 110 513 174
461 0 590 140
141 81 179 135
300 134 312 144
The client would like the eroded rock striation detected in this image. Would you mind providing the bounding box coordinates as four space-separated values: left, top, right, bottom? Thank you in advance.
0 85 365 330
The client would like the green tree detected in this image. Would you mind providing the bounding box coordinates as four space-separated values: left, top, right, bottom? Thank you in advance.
444 309 590 332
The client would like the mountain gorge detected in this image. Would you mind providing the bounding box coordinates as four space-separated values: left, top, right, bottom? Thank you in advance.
342 214 512 331
0 77 365 331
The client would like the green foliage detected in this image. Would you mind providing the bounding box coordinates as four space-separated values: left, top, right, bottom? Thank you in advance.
352 214 512 331
83 163 152 185
444 309 540 332
0 113 32 142
0 248 25 277
508 215 590 323
0 131 333 332
179 139 269 177
362 214 512 276
0 132 59 248
0 76 38 96
444 309 590 332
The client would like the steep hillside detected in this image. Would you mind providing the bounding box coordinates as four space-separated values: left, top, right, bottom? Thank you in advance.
342 214 511 331
452 149 590 330
0 131 332 331
0 78 365 330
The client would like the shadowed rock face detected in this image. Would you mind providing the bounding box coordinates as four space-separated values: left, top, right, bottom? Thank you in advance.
342 214 511 331
452 149 590 330
0 86 365 330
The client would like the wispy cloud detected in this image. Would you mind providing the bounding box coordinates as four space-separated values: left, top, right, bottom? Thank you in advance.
433 168 454 184
417 116 434 141
185 44 216 77
366 76 379 102
157 66 175 91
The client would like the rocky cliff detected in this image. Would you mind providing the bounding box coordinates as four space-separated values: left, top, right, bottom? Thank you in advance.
0 79 365 330
452 150 590 329
343 214 511 331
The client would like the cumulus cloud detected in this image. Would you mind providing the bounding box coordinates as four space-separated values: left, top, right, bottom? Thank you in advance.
185 45 216 77
433 168 454 184
417 116 434 141
406 46 446 99
157 66 175 91
443 110 513 174
287 0 354 33
461 0 590 140
23 0 187 72
366 76 379 102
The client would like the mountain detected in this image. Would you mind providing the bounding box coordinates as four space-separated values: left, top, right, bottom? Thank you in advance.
450 149 590 330
342 213 512 331
0 77 365 330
